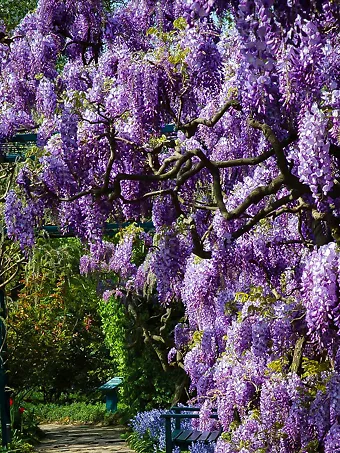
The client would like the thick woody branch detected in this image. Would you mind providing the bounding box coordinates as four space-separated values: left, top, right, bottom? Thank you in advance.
160 307 173 334
60 189 92 202
156 152 183 175
191 149 229 218
213 149 275 168
247 118 291 178
56 112 318 252
247 120 304 192
227 174 286 223
181 100 241 138
186 217 212 259
103 128 116 192
193 203 217 211
175 161 205 187
290 336 305 373
231 192 298 240
271 199 310 219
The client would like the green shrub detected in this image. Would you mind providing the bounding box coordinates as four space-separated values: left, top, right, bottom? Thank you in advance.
0 441 34 453
8 238 112 402
0 429 37 453
32 402 117 425
126 430 155 453
99 294 187 419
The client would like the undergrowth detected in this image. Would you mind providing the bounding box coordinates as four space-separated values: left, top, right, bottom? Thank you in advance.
32 402 118 425
125 430 155 453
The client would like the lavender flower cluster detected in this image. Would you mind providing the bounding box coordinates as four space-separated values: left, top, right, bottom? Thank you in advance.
131 409 166 451
1 0 340 452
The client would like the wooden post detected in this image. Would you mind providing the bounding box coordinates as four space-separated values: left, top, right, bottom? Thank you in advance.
165 416 172 453
174 407 181 431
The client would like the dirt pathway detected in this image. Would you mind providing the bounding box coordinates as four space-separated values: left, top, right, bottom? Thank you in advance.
35 424 134 453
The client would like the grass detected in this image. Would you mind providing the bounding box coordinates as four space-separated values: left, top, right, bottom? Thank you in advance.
126 430 155 453
0 393 123 451
30 401 118 425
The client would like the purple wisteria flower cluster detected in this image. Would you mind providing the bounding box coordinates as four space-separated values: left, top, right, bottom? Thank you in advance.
1 0 340 452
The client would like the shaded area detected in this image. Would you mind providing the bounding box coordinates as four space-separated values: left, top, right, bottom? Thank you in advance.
35 424 134 453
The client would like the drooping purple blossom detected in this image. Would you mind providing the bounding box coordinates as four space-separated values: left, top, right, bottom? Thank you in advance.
2 2 340 452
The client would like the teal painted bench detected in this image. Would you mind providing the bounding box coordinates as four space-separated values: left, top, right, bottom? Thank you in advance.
161 407 221 453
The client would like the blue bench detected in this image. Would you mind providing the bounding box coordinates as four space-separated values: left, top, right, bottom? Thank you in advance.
161 406 221 453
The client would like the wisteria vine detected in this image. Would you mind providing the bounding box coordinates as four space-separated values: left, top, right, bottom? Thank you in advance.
1 0 340 451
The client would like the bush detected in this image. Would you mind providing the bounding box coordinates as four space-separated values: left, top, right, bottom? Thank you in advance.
99 294 187 418
129 409 166 452
31 402 117 425
7 238 112 402
0 438 35 453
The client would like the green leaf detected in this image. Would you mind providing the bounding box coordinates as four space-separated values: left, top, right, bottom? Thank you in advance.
220 432 231 442
301 357 330 379
173 17 187 30
146 26 158 36
302 440 319 453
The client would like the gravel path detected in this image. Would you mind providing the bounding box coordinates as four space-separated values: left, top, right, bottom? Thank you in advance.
34 424 134 453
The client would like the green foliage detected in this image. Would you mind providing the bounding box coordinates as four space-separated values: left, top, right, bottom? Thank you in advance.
301 357 330 379
299 357 331 396
173 17 187 31
0 0 37 30
146 26 158 36
302 440 319 453
31 401 117 425
56 55 68 74
145 18 190 79
126 430 155 453
148 134 169 149
99 297 126 373
0 438 34 453
267 357 290 374
168 48 190 66
188 330 204 349
99 294 187 418
220 431 232 442
7 238 112 400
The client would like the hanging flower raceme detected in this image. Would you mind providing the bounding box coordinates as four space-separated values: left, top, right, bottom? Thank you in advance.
301 242 340 347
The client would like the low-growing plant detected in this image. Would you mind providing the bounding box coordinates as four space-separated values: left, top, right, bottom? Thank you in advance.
32 401 117 425
126 430 156 453
0 391 44 452
0 430 36 453
129 408 166 452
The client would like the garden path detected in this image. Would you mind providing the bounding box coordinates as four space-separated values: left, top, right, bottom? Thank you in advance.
35 423 134 453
